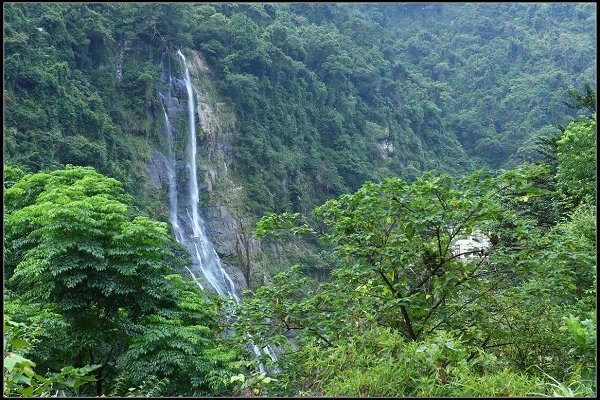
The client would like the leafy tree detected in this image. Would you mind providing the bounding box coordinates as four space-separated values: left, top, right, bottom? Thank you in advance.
117 274 241 397
253 167 544 339
564 82 597 114
4 166 172 316
236 163 595 396
555 115 596 206
3 295 72 372
3 165 26 189
3 315 100 397
3 165 244 396
4 166 176 394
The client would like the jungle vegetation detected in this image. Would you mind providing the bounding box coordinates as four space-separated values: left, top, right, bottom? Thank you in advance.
3 2 597 397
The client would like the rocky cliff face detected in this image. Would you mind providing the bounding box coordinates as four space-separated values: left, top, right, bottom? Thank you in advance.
147 50 264 291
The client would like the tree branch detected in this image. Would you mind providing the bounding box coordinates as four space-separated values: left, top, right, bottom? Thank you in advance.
467 334 491 362
424 277 504 336
400 305 418 341
377 267 398 297
376 268 417 340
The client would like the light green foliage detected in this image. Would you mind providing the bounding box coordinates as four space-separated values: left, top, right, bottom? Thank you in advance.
3 165 25 189
118 274 241 396
535 372 596 397
228 361 279 397
480 170 596 385
299 327 543 397
4 165 174 395
516 88 596 227
560 313 596 382
3 166 243 397
236 162 596 396
556 115 596 205
5 165 172 318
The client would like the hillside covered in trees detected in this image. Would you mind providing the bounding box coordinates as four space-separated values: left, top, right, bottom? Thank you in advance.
3 2 597 398
5 3 596 214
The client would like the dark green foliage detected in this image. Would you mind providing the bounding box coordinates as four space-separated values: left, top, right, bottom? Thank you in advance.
184 3 595 217
3 296 72 371
564 82 597 113
236 154 596 396
118 275 240 396
3 3 162 201
5 3 594 219
107 373 170 397
363 3 595 167
3 315 100 397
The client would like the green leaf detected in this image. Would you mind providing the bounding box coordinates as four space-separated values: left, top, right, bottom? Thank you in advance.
230 373 246 383
4 353 29 372
10 338 30 349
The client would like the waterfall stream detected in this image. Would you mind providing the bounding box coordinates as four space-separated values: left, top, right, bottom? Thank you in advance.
159 50 277 370
178 50 236 298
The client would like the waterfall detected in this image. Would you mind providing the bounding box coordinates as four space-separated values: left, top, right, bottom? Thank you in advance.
159 50 277 370
159 97 204 291
177 49 238 299
159 97 184 244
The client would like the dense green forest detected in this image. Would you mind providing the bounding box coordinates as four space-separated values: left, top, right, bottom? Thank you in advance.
3 2 597 397
4 3 596 215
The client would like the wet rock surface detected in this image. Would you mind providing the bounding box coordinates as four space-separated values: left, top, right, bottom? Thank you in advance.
147 148 168 189
148 50 253 292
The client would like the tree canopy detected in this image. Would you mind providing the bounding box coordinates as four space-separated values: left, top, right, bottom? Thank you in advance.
4 3 596 218
4 166 245 397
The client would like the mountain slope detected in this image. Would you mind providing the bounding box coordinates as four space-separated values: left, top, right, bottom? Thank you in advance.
4 3 596 218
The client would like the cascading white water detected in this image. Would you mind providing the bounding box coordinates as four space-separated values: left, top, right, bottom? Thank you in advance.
159 50 276 370
159 97 204 291
159 98 184 244
177 49 240 299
